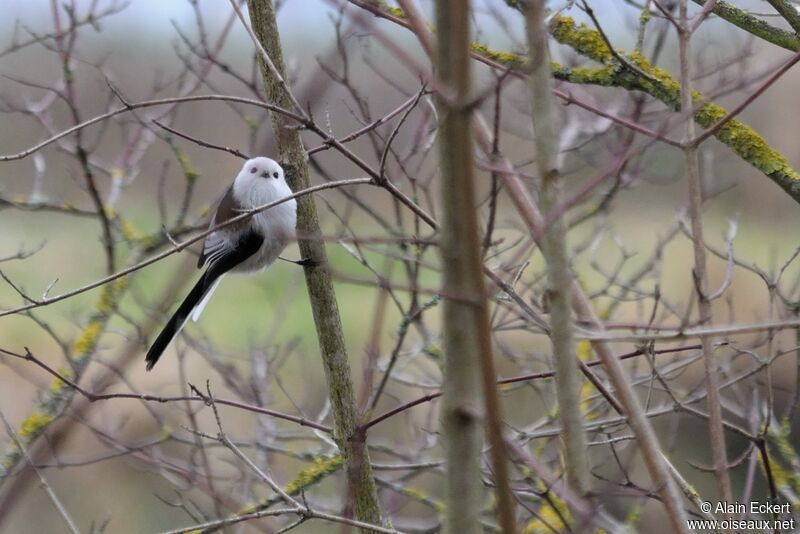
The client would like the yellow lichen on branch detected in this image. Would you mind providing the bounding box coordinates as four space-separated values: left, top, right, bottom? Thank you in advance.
548 16 800 202
283 454 343 495
213 454 345 525
550 16 614 63
364 1 800 201
469 42 525 68
764 420 800 498
0 280 124 480
695 103 798 177
18 412 54 441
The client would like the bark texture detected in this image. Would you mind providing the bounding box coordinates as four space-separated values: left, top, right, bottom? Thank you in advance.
246 1 383 528
522 0 592 497
435 1 514 532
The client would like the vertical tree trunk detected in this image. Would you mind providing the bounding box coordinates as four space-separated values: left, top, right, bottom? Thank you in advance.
245 1 383 529
522 0 592 497
436 1 515 532
677 0 732 512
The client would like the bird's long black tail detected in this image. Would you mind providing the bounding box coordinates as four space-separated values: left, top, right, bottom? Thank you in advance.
145 269 221 371
145 229 264 371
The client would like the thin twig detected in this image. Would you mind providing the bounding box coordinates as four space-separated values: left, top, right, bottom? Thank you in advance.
0 413 81 534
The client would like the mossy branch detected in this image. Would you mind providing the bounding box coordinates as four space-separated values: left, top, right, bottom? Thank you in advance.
216 455 450 532
356 2 800 205
690 0 800 51
245 0 384 529
226 455 345 521
0 281 125 481
0 220 196 485
506 0 800 52
547 16 800 203
764 421 800 499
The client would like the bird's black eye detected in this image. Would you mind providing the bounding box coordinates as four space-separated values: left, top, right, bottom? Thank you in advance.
250 167 258 174
273 172 279 179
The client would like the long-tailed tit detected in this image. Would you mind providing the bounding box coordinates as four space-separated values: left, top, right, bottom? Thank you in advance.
145 157 297 371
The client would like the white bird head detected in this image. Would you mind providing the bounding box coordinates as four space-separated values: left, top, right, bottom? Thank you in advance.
238 157 285 184
233 156 291 203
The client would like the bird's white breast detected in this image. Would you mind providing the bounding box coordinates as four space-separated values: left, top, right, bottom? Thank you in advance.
232 178 297 273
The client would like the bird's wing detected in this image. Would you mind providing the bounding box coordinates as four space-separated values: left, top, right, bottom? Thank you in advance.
145 229 264 371
198 185 250 269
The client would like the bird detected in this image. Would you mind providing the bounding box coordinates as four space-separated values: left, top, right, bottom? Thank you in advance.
145 156 297 371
